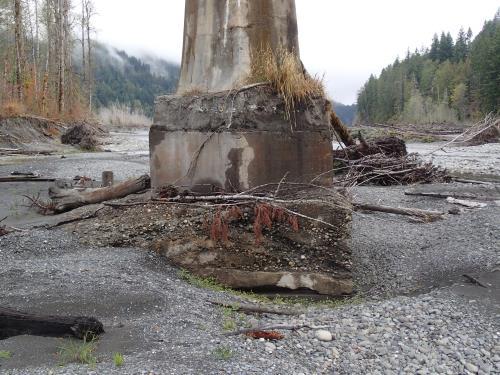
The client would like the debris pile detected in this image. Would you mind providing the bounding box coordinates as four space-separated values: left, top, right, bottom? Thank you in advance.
332 136 407 160
61 121 105 150
329 130 449 186
465 115 500 146
336 153 450 186
428 114 500 150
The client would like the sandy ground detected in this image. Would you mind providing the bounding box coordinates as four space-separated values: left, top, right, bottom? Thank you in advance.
0 131 499 374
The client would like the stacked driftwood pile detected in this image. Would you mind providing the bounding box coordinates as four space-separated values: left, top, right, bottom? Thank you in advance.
336 153 450 187
329 113 449 186
331 133 448 186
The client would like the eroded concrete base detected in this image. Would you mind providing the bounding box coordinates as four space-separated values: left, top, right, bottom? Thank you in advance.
150 87 333 191
149 129 333 191
150 193 352 296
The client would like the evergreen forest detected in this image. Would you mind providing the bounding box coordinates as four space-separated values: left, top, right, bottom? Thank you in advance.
357 11 499 125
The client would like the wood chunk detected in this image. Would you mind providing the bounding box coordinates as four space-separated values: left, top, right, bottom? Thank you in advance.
446 198 487 209
0 307 104 340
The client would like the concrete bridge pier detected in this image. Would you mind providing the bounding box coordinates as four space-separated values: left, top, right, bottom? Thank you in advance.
150 0 334 192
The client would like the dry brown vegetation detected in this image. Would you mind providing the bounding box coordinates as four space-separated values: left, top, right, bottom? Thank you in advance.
98 104 152 129
248 45 325 123
1 101 26 117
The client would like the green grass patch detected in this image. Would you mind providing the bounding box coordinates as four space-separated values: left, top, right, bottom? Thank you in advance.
222 318 237 332
0 351 12 360
113 352 124 367
178 269 272 303
212 345 234 361
57 337 98 367
178 269 227 292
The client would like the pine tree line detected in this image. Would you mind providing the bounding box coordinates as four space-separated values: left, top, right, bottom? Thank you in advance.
0 0 94 119
357 10 499 125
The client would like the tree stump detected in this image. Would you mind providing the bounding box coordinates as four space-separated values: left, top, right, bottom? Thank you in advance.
102 171 114 187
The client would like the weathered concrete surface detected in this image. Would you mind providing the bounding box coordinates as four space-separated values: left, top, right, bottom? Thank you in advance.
150 129 333 192
150 86 333 191
195 269 353 296
178 0 299 94
154 85 330 132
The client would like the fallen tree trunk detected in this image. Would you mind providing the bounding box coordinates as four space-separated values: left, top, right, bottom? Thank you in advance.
330 109 355 147
0 176 56 182
0 307 104 340
353 203 445 222
49 174 150 213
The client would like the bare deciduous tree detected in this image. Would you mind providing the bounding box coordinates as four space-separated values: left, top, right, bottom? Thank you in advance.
14 0 24 101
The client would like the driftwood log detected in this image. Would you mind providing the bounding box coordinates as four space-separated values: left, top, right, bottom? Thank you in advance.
333 136 407 160
0 307 104 340
49 174 150 213
353 203 445 222
0 176 56 182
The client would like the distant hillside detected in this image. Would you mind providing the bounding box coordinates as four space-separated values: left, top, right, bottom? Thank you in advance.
89 44 180 116
333 102 357 126
85 45 359 124
357 11 499 125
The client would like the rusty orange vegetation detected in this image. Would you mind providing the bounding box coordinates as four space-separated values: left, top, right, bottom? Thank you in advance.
206 203 299 245
245 331 285 341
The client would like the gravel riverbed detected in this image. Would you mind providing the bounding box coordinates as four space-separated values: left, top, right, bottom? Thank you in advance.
0 183 498 374
0 136 499 374
0 228 498 375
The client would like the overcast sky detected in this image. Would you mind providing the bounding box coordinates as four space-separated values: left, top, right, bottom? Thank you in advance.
94 0 499 104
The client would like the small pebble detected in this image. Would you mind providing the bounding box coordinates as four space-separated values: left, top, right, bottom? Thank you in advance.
315 330 333 342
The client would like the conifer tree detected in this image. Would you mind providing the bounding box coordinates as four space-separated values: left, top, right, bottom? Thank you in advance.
454 27 468 62
438 32 454 62
429 34 440 61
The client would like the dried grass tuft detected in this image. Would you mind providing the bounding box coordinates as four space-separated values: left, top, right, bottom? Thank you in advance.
248 45 325 124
